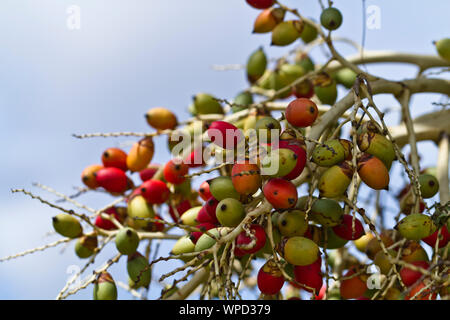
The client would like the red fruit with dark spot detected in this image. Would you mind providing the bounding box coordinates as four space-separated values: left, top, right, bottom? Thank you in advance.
293 256 323 293
422 225 449 249
139 179 170 204
95 167 128 193
102 148 128 171
332 214 365 240
340 267 368 299
263 178 298 209
95 207 121 230
139 164 160 182
190 222 216 244
195 206 216 224
246 0 275 9
204 197 220 223
199 181 212 201
275 140 307 180
164 159 189 185
405 281 437 300
400 261 430 287
234 224 267 256
184 149 205 168
168 200 192 222
285 98 318 127
313 284 326 300
257 260 285 295
207 121 243 150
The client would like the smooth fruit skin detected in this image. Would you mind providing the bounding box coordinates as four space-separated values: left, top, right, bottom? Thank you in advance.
332 214 364 240
190 222 216 244
293 256 322 293
396 213 436 241
354 233 374 253
300 21 318 43
285 98 318 127
139 164 160 182
235 224 267 256
418 174 439 198
204 197 220 223
314 80 337 105
357 132 395 170
127 252 151 288
253 8 285 34
422 225 449 248
194 227 230 252
435 38 450 61
255 116 281 143
93 272 117 300
75 234 98 259
318 161 353 198
145 107 177 130
357 153 390 190
81 164 103 189
246 0 275 9
179 206 202 226
320 7 343 31
115 227 140 255
257 260 285 295
276 140 307 180
318 227 348 249
163 159 188 185
216 198 246 227
232 91 253 113
209 176 240 201
171 236 196 261
199 181 212 201
207 121 243 150
312 139 348 167
95 167 128 193
334 68 357 89
310 198 344 227
271 20 303 46
277 210 308 237
260 148 298 177
374 250 396 274
340 268 368 299
263 178 298 210
192 93 224 115
231 162 262 196
400 261 430 287
282 236 319 266
169 199 192 222
95 207 121 230
139 179 170 204
405 281 437 300
365 230 396 260
101 148 128 172
127 195 155 229
52 213 82 238
126 137 155 172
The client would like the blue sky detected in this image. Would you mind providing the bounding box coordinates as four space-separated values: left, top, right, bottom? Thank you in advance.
0 0 448 299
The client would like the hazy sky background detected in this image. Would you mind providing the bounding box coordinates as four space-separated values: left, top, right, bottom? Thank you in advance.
0 0 449 299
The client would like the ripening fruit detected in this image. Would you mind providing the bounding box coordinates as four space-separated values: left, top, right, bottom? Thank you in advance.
320 7 343 31
293 256 323 293
199 181 212 201
81 164 103 189
318 227 348 249
374 250 396 274
95 167 128 193
145 107 177 130
127 137 155 172
192 93 224 115
194 206 214 224
340 267 368 299
208 120 244 150
102 148 128 172
253 7 285 33
235 224 267 256
194 227 230 252
314 80 337 105
333 68 357 89
277 210 308 237
52 214 82 238
357 132 395 169
190 222 216 244
231 162 262 196
281 236 319 266
139 164 160 182
258 69 291 99
278 63 305 86
163 159 188 185
209 176 240 201
75 234 98 259
295 53 315 72
171 236 196 261
169 199 192 222
261 148 298 177
400 261 430 287
95 207 121 230
435 38 450 61
318 161 353 198
179 206 201 226
418 174 439 198
127 195 155 229
332 214 364 240
405 281 437 300
255 117 281 143
257 260 285 295
204 197 220 222
285 98 318 127
365 230 396 260
396 213 436 241
232 91 253 113
357 153 390 190
271 20 303 46
401 240 429 263
246 48 268 84
139 179 170 204
299 20 318 43
246 0 275 9
263 178 298 209
127 252 151 288
292 79 314 99
216 198 246 227
93 272 117 300
115 227 140 255
422 226 449 249
275 140 307 180
312 139 350 167
310 198 344 227
354 233 374 253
